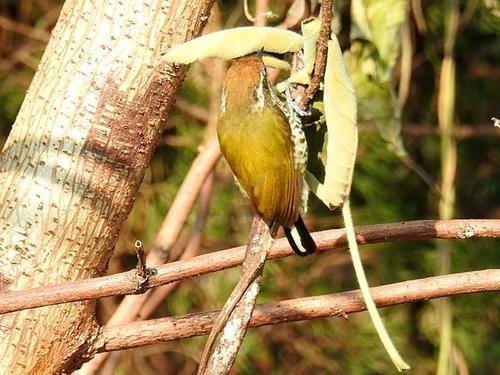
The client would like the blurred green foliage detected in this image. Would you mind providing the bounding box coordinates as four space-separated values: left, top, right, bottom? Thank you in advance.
0 0 499 374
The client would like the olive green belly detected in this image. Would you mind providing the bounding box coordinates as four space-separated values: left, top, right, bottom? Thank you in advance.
217 111 300 227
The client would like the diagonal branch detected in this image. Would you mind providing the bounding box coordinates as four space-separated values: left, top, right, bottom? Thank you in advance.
0 15 51 42
198 216 276 374
94 269 500 352
0 219 498 315
138 171 215 320
79 137 220 374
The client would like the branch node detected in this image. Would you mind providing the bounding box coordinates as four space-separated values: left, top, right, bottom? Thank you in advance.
134 240 153 292
338 310 349 320
460 225 475 239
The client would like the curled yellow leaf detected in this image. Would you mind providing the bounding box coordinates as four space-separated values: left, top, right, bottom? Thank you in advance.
163 27 303 64
307 36 358 209
262 54 291 70
287 17 321 85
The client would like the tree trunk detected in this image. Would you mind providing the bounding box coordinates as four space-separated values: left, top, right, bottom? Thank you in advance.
0 0 213 373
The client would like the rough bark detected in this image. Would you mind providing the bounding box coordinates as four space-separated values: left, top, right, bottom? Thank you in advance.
0 0 213 373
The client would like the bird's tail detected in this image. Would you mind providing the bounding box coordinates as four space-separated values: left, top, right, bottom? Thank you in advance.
284 215 317 256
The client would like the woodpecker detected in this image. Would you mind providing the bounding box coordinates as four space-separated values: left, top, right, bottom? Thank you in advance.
217 55 316 256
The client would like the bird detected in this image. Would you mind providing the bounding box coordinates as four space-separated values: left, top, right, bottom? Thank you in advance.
216 54 317 256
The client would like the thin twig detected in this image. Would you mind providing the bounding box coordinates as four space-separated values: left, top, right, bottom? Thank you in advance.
0 15 51 43
459 0 479 30
254 0 269 27
243 0 256 23
243 0 275 25
392 123 498 139
0 219 498 315
299 0 333 109
175 99 211 123
94 269 500 352
398 5 413 108
411 0 427 34
151 137 221 259
279 0 311 29
398 153 442 198
436 2 460 373
134 241 148 280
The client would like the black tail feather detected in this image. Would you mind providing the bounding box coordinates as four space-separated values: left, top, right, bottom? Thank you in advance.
284 215 317 256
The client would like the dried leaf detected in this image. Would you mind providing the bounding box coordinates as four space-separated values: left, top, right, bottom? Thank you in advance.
163 27 303 64
306 36 358 209
262 54 291 70
288 17 321 85
281 0 311 29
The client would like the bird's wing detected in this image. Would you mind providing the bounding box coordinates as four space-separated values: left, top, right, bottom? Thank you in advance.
218 107 301 227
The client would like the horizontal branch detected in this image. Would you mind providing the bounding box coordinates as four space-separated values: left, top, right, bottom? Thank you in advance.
1 219 498 315
170 104 498 140
403 124 498 139
97 269 500 352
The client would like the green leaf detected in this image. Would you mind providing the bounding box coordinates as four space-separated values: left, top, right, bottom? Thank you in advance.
344 42 405 156
347 0 408 156
351 0 407 75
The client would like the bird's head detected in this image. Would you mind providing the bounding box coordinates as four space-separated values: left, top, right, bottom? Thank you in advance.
221 55 268 113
